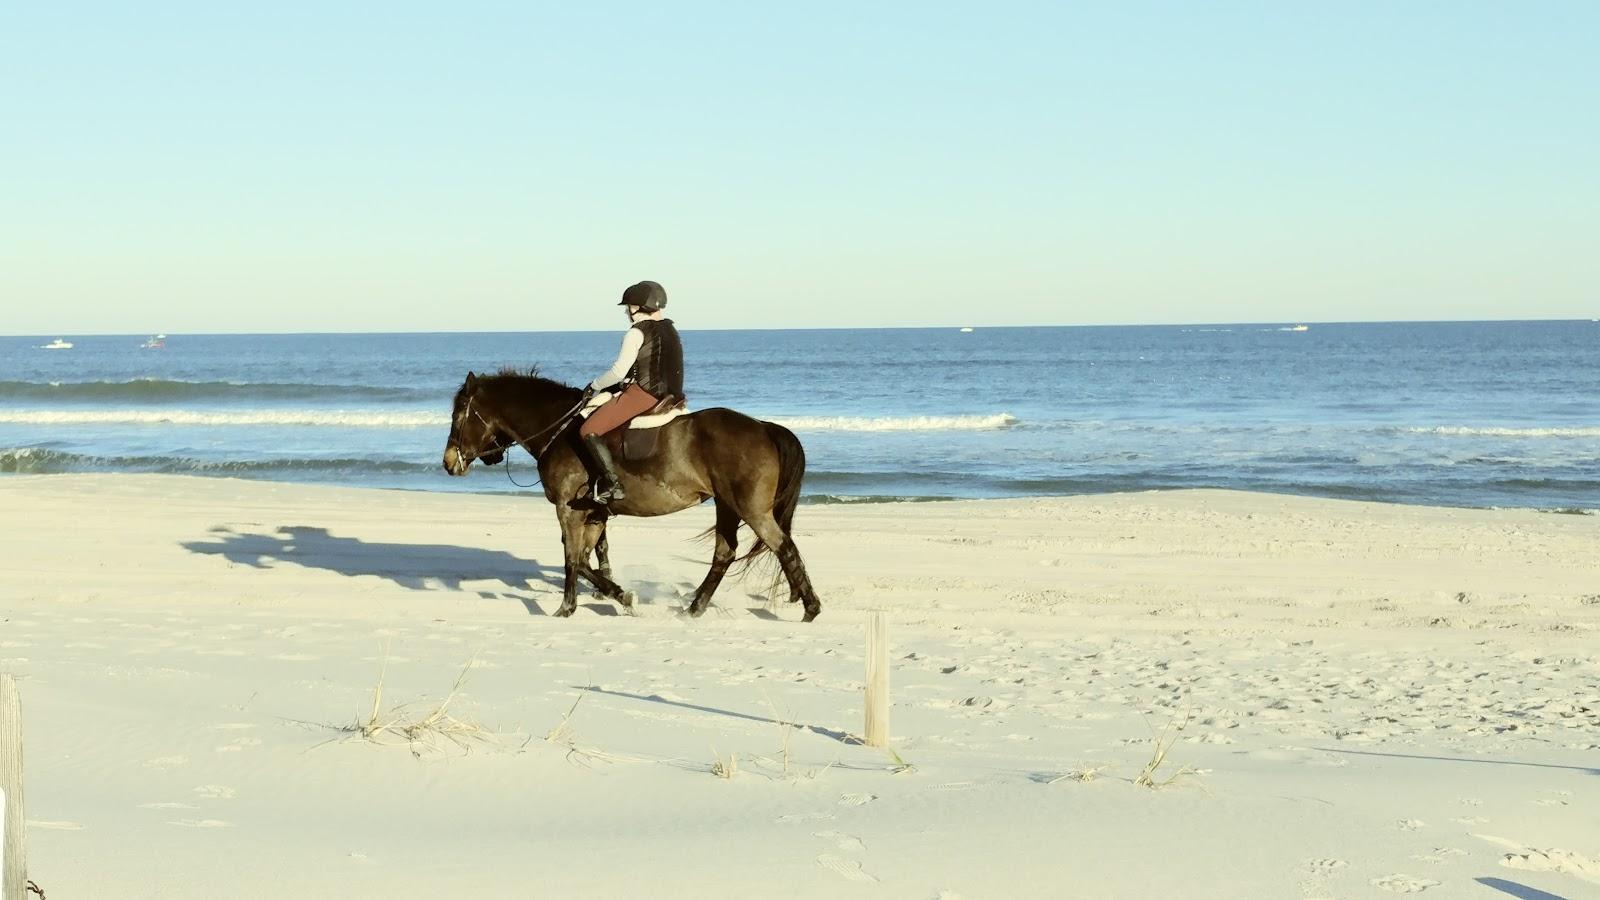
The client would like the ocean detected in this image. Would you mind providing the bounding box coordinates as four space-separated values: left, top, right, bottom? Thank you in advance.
2 322 1596 510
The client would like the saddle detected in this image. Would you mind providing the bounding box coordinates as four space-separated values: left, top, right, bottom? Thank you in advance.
581 392 689 461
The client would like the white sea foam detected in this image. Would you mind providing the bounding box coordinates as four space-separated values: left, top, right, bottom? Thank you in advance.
766 413 1020 432
1403 425 1600 438
0 408 1023 432
0 409 446 428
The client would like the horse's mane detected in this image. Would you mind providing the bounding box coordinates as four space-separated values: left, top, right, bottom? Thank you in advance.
452 367 580 410
485 366 578 393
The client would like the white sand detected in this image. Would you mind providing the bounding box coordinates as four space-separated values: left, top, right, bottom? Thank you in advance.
2 474 1597 899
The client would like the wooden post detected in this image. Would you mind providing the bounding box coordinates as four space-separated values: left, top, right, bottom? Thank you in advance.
864 612 889 747
1 674 24 900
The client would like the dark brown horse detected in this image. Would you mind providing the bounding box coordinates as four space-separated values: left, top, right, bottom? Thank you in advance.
442 370 821 621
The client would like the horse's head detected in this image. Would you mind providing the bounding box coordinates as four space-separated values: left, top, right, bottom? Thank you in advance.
443 371 508 475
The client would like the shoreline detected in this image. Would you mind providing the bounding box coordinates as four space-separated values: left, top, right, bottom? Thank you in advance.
3 468 1596 516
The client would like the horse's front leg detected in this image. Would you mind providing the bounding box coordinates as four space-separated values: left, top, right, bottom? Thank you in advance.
556 511 585 617
580 517 635 613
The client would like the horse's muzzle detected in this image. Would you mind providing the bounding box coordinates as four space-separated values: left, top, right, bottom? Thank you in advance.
443 444 469 476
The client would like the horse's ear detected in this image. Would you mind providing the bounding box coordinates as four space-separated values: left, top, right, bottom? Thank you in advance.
465 371 477 387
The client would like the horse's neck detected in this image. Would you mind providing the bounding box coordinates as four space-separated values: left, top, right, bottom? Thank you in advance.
495 381 578 440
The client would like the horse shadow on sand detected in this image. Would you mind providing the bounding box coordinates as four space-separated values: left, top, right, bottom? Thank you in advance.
181 526 566 602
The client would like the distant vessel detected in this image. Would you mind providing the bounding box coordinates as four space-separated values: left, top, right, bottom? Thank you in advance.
141 334 167 349
1288 324 1309 332
960 327 975 333
41 338 74 350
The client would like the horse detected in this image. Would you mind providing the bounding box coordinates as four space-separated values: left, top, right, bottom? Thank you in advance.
441 369 822 621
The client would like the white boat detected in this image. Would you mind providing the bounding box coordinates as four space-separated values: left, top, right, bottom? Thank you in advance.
959 327 975 333
141 334 167 349
1288 324 1309 332
40 338 73 350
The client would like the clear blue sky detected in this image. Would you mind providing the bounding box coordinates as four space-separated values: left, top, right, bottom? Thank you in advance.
3 2 1596 333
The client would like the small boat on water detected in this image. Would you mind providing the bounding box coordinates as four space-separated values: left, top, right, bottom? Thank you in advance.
960 327 975 333
1287 324 1309 332
40 338 74 350
141 334 167 349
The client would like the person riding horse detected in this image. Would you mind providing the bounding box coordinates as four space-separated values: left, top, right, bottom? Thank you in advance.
577 280 685 505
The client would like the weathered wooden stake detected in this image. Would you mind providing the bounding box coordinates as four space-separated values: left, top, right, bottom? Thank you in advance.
864 612 889 747
1 674 24 900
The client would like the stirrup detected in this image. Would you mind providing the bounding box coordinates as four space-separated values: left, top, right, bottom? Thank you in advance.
593 479 626 505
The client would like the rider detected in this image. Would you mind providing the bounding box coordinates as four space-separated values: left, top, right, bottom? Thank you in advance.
577 280 685 504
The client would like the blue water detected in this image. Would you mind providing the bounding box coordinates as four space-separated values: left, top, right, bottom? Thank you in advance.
2 322 1597 510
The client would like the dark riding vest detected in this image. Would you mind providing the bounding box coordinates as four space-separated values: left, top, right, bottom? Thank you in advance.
628 318 684 400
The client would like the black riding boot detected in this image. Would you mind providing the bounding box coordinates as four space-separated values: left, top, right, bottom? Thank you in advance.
582 434 627 504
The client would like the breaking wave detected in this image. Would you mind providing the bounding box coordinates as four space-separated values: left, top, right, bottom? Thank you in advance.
1396 425 1600 438
0 408 1021 432
0 447 440 475
0 409 445 428
765 413 1019 432
0 378 422 402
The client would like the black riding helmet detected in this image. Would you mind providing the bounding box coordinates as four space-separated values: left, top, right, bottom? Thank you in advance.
619 280 667 312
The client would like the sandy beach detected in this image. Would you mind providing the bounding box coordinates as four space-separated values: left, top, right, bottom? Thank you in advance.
2 474 1597 898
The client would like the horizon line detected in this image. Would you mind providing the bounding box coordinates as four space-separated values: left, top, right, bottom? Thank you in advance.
4 316 1595 339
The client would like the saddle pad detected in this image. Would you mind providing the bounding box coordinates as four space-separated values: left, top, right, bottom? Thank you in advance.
629 406 690 429
578 391 690 430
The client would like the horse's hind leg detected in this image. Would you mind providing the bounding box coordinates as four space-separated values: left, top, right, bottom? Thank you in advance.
687 501 740 617
745 512 821 623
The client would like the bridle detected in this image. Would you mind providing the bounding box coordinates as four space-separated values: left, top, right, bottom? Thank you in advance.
455 393 590 488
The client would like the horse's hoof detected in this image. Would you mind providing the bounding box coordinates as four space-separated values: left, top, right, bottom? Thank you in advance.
618 590 637 609
802 607 820 623
555 605 576 618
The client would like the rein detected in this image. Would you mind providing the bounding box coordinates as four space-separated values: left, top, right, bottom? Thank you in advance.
464 394 590 489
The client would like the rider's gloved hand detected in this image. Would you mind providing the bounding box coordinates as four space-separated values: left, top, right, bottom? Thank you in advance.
580 384 598 406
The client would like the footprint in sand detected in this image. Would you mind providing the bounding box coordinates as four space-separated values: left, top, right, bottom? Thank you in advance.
813 831 866 852
169 819 234 828
838 793 877 807
778 812 835 823
216 737 262 753
1371 874 1440 893
1410 848 1467 864
1303 858 1348 874
1395 818 1427 831
816 854 877 883
195 785 237 800
144 755 189 770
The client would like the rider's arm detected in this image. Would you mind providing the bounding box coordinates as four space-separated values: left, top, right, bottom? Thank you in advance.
589 326 644 390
